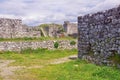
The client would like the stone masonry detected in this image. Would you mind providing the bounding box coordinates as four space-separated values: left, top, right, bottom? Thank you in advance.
0 18 41 38
63 21 78 36
78 6 120 67
42 25 61 37
0 40 77 51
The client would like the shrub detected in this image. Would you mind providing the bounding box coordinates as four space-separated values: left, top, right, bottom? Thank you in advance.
54 42 59 48
70 40 76 45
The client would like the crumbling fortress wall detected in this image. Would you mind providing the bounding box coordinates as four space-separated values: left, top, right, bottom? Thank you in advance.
78 6 120 67
63 21 77 37
0 18 41 38
41 25 61 37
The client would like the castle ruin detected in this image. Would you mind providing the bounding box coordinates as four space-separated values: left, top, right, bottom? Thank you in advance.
63 21 77 37
0 18 41 38
0 18 78 38
78 6 120 66
40 24 62 37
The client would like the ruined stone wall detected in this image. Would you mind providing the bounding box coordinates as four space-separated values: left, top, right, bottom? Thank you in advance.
48 26 60 37
63 21 77 35
41 25 62 37
0 18 22 38
78 6 120 67
20 25 41 38
0 40 77 51
0 18 41 38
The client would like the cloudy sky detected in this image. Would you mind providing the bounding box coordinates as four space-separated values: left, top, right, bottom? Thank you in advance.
0 0 120 26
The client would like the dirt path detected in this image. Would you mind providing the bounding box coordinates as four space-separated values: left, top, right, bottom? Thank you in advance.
50 55 77 64
0 60 19 80
0 55 77 80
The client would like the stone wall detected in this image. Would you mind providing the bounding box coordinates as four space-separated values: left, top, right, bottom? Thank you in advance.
42 26 60 37
20 25 41 38
63 21 77 36
78 6 120 67
0 18 41 38
0 40 77 51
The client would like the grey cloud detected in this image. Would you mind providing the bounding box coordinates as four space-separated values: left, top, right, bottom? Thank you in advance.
0 0 120 26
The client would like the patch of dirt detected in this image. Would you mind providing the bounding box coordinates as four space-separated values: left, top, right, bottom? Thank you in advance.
0 60 18 80
50 55 77 64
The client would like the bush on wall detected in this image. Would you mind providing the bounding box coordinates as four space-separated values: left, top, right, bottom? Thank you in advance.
54 42 59 48
70 40 76 45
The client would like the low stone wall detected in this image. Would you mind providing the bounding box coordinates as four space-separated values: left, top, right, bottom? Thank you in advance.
0 40 77 51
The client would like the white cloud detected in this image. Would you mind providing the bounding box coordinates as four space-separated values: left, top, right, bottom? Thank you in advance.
0 0 120 26
90 0 120 13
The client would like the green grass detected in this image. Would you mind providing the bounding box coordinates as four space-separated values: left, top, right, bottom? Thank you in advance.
0 49 120 80
14 60 120 80
0 37 75 42
0 48 77 66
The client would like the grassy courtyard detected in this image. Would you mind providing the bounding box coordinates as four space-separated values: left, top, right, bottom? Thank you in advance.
0 49 120 80
15 60 120 80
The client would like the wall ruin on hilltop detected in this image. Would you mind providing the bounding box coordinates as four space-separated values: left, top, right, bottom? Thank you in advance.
78 6 120 67
63 21 78 37
0 18 41 38
41 25 61 37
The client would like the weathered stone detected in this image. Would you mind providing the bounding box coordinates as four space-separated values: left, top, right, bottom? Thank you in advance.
0 18 41 38
78 5 120 67
0 40 77 51
63 21 77 37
